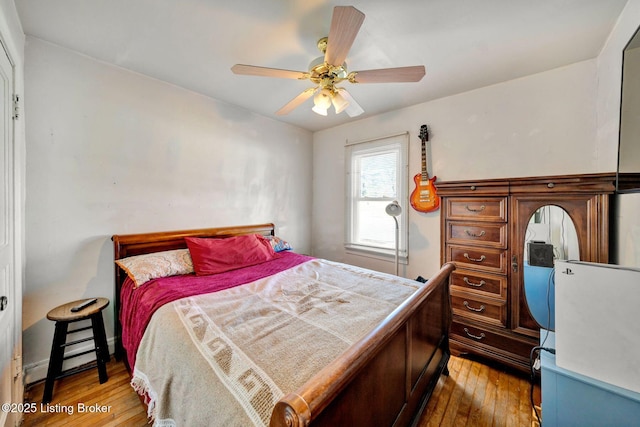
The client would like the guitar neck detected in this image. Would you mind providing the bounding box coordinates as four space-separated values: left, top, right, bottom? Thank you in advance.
421 139 429 181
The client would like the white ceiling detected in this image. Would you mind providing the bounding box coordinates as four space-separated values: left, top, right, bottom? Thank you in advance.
15 0 628 132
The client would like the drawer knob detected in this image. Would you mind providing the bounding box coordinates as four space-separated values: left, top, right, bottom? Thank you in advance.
463 253 486 263
463 277 486 287
463 301 486 312
464 327 486 340
465 229 486 238
465 204 485 212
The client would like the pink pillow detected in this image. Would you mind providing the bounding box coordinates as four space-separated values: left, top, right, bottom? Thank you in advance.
185 234 278 276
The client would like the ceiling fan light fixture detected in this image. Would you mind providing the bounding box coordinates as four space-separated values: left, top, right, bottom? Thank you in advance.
336 87 364 117
312 104 329 116
313 87 331 109
331 90 350 114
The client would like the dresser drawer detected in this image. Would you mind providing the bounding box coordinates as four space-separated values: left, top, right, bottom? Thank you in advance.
445 197 507 222
447 245 508 274
446 221 507 248
450 269 507 299
451 293 506 327
450 320 537 361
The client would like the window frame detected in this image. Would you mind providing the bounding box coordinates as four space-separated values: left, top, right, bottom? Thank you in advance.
344 132 409 261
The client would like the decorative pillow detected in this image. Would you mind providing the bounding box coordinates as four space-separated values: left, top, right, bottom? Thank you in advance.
185 234 278 276
115 249 194 288
265 235 293 252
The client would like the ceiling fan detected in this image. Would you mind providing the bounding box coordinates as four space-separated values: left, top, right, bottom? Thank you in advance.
231 5 426 117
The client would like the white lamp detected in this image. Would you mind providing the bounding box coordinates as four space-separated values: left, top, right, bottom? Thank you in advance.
385 200 402 276
312 88 332 116
331 91 350 114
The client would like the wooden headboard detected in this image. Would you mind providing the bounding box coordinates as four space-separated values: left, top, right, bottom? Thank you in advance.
111 223 275 364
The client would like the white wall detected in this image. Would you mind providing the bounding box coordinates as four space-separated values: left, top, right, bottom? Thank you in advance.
22 37 313 381
615 195 640 267
597 0 640 268
312 60 599 280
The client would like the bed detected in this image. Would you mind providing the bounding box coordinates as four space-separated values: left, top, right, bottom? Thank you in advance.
112 223 455 426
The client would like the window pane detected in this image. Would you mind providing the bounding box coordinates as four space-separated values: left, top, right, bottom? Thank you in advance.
354 200 395 248
358 150 397 198
345 132 408 257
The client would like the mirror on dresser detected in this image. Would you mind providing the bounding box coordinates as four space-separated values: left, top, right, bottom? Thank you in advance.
522 205 579 332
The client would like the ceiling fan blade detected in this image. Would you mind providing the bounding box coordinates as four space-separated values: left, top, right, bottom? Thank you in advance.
276 87 317 115
351 66 426 83
231 64 308 80
336 88 364 117
324 6 365 67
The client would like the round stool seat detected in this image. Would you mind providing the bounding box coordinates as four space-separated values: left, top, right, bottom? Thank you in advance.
47 297 109 322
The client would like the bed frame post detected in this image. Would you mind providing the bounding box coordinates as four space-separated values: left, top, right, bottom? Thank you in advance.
270 394 312 427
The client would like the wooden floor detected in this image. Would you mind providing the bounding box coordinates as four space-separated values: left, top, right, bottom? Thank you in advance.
22 360 147 427
420 356 541 427
22 355 541 426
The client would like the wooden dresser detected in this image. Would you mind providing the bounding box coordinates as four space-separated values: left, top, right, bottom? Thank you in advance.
438 173 616 372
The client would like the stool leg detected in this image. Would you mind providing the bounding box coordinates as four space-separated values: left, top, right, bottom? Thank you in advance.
43 321 68 404
91 313 109 383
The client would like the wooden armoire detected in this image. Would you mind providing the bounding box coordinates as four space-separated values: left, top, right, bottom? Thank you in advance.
438 173 616 372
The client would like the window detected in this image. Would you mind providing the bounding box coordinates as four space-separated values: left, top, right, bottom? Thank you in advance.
345 132 408 259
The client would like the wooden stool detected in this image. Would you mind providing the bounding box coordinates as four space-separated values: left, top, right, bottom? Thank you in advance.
42 297 110 404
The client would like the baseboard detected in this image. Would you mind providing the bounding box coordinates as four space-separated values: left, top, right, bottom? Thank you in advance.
24 338 116 385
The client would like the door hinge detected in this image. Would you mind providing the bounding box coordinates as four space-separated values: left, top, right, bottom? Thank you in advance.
12 94 19 120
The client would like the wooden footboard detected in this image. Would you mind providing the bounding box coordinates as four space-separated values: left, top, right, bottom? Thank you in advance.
271 262 455 427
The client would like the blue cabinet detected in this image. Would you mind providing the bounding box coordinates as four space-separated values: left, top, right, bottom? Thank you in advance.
541 331 640 427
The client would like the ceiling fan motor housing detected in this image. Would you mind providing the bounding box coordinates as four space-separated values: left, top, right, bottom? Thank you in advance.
309 56 348 89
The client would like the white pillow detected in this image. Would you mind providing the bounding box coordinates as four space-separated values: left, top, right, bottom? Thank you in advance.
116 249 194 287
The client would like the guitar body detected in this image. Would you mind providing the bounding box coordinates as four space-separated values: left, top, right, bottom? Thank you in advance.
410 172 440 212
411 124 440 213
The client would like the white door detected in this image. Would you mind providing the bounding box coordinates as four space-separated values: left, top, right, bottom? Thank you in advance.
0 40 16 427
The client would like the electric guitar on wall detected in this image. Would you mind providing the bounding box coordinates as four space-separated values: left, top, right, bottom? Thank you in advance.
410 124 440 212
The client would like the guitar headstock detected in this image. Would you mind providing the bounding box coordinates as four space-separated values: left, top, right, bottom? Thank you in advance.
419 124 429 142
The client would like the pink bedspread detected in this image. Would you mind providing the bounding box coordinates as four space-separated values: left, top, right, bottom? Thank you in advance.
120 251 313 369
